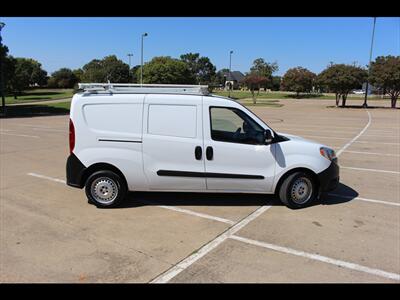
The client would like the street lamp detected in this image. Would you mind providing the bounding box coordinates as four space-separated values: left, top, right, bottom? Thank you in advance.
363 17 376 108
140 33 148 86
0 22 6 116
127 53 133 82
228 50 233 98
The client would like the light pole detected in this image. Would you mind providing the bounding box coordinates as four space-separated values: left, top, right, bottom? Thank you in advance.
140 33 148 86
228 50 233 98
127 53 133 82
363 17 376 108
0 22 5 116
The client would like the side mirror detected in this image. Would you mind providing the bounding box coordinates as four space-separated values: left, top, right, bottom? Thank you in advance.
264 129 273 144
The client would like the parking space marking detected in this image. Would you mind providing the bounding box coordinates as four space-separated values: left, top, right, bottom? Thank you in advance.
354 141 400 145
302 134 348 140
278 125 396 134
343 150 400 157
150 205 272 283
341 166 400 174
18 124 65 129
336 110 371 157
0 132 40 138
276 128 397 138
230 235 400 281
327 193 400 207
27 173 66 184
32 127 65 132
26 173 235 225
141 202 235 225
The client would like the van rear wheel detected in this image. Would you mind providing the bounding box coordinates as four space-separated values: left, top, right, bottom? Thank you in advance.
278 172 317 209
85 170 127 208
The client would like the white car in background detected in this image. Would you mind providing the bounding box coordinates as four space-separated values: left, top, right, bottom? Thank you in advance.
66 84 339 209
352 90 365 95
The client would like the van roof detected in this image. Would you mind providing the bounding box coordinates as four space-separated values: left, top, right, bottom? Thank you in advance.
78 83 210 96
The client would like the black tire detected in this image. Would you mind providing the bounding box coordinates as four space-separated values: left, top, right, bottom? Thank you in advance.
278 171 317 209
85 170 127 208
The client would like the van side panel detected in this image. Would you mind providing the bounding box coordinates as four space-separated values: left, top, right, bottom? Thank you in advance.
71 94 147 191
142 94 206 190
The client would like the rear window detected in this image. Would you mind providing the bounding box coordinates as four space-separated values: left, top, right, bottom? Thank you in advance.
147 104 197 138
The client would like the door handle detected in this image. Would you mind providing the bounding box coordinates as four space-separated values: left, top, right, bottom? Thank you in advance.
195 146 202 160
206 146 213 160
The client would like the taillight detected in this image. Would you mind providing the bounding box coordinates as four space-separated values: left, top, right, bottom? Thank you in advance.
69 119 75 154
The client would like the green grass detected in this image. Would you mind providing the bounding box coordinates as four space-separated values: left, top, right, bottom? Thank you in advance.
48 101 71 110
5 89 74 104
213 90 383 101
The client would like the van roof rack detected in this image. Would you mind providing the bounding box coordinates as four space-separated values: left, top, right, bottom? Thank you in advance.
78 83 210 96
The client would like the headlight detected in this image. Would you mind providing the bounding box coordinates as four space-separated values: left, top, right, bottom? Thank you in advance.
320 147 336 161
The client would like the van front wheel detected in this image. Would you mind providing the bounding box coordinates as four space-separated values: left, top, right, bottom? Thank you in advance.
278 172 317 209
85 170 127 208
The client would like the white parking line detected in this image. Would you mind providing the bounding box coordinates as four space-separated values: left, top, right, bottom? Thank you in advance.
336 110 371 157
276 128 397 138
142 201 235 225
26 173 236 225
341 166 400 174
343 150 400 157
18 124 64 129
327 193 400 207
27 173 66 183
290 134 399 145
32 127 65 132
354 141 400 145
150 205 272 283
0 132 40 138
230 235 400 281
302 134 348 140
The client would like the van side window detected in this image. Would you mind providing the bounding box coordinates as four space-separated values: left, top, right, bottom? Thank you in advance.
210 107 265 145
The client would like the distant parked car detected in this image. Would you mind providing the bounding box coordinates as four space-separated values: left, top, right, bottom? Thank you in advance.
352 90 365 95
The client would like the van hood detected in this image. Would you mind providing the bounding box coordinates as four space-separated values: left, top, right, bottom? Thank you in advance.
277 132 321 145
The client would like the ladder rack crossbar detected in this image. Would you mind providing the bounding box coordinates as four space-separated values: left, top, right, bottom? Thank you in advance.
78 83 210 96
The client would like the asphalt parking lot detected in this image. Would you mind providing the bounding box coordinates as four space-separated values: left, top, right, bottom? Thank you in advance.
1 98 399 283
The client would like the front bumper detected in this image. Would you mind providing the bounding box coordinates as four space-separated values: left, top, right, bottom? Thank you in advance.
317 159 339 192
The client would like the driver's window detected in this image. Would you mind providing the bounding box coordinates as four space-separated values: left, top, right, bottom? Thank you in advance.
210 107 265 145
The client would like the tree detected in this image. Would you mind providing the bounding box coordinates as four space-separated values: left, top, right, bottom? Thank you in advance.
8 58 48 98
270 76 281 91
241 74 268 104
180 53 216 84
369 55 400 108
73 69 83 82
81 55 130 83
317 64 367 107
130 65 140 83
1 45 16 98
281 67 316 98
138 56 195 84
250 58 278 90
48 68 79 88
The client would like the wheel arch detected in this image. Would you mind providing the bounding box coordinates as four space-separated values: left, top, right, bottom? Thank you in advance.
81 162 128 189
274 167 320 195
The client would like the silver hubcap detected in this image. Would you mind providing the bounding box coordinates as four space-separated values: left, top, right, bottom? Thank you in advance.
91 177 118 204
290 177 313 205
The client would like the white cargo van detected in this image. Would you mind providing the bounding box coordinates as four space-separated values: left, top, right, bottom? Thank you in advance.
66 83 339 209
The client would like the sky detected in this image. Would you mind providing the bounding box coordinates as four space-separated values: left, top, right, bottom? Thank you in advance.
1 17 399 76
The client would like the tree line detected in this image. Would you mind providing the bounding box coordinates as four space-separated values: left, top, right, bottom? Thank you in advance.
1 42 399 108
242 56 400 108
